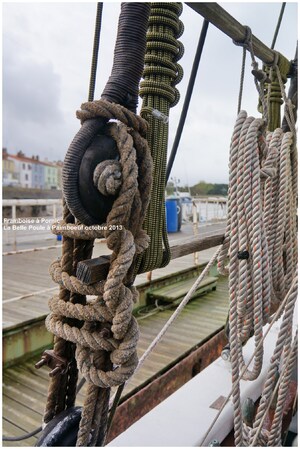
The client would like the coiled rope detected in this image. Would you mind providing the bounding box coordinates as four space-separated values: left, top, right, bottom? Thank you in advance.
135 2 184 274
217 53 297 444
198 275 297 447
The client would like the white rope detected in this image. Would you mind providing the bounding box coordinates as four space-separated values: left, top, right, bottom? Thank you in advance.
137 246 221 371
109 245 221 408
199 274 297 447
217 86 297 444
108 63 297 446
249 329 298 446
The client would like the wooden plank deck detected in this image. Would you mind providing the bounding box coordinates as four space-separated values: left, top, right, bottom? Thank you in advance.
3 275 229 446
3 222 225 330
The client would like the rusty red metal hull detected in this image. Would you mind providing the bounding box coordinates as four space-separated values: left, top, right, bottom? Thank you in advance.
107 329 227 442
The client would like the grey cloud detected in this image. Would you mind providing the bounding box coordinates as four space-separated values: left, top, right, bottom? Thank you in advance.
2 2 297 184
3 36 63 126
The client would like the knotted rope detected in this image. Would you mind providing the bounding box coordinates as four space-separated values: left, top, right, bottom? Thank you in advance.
233 26 270 121
93 160 122 196
260 52 291 131
44 109 152 445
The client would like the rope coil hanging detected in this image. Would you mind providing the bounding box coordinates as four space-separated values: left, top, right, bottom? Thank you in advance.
135 2 184 274
217 29 297 444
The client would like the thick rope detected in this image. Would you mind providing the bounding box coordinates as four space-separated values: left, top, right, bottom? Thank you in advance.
217 102 297 445
198 275 297 446
43 117 152 446
134 2 184 274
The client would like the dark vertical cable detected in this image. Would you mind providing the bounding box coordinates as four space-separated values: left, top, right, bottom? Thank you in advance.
282 43 298 132
166 19 209 183
104 383 125 445
88 3 103 102
271 3 286 50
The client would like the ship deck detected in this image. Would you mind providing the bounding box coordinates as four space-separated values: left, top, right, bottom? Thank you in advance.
3 275 228 446
3 222 229 446
3 222 225 330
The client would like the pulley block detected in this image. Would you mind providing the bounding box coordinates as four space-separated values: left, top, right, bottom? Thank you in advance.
79 133 119 224
62 118 119 226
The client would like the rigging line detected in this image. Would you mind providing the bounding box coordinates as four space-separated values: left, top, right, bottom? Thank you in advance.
237 45 247 114
271 3 286 50
109 246 221 409
3 244 63 256
166 19 209 183
104 382 125 444
3 286 58 304
136 245 220 370
2 426 43 442
249 331 298 446
88 2 103 102
198 275 297 447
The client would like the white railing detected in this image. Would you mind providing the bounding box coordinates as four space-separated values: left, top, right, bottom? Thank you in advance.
2 199 62 221
2 199 62 250
181 197 227 223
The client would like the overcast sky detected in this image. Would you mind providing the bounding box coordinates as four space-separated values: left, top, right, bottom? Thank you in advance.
2 2 298 185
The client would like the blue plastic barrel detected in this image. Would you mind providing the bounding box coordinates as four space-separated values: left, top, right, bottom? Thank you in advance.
166 199 178 232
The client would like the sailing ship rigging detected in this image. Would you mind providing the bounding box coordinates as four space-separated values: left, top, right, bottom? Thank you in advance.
2 2 297 447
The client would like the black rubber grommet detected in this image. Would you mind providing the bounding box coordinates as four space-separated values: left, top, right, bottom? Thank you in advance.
36 407 82 447
238 250 250 260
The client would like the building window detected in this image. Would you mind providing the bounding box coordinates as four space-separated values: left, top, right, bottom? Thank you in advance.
25 174 28 180
28 164 31 170
22 163 25 169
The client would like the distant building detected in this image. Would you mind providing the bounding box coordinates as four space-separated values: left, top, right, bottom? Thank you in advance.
3 149 63 190
31 155 45 189
2 148 20 187
55 161 63 190
6 151 33 188
42 160 59 190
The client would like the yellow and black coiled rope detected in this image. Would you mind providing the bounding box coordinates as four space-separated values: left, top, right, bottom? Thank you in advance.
136 2 184 274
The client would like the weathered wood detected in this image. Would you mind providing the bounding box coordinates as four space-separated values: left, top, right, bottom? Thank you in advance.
3 278 229 445
76 232 224 284
170 232 223 259
186 3 289 66
148 276 217 303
